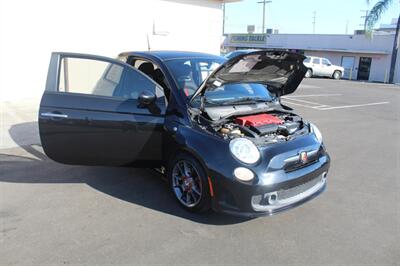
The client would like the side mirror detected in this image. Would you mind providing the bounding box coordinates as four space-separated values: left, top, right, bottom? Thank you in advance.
138 90 156 106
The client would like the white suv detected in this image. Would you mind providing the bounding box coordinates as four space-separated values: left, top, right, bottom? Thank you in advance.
303 56 344 79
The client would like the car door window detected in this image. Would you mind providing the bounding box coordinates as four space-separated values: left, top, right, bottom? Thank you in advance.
129 58 170 98
312 58 320 64
59 57 123 96
321 59 331 66
119 67 165 103
58 57 165 103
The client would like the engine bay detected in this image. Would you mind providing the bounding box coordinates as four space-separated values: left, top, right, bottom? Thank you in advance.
197 111 308 145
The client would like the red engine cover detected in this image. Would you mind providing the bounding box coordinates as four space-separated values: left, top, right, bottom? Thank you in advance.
235 114 283 127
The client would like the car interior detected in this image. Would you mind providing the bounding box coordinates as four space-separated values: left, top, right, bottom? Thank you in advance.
130 58 170 100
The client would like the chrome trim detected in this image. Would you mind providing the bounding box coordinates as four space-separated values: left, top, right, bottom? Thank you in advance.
308 149 319 157
284 155 299 163
284 149 318 164
41 112 68 118
284 148 319 164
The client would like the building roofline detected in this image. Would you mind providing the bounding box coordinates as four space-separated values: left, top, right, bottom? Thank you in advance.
226 32 396 37
297 48 389 55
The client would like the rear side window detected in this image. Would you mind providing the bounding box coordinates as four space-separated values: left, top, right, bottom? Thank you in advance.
312 58 320 64
58 57 164 101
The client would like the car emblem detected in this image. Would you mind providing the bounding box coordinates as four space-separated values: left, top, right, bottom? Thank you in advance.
299 151 308 164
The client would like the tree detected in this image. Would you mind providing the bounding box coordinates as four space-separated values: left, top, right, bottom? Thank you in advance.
366 0 399 83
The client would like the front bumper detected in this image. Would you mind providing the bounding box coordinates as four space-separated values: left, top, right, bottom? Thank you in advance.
210 152 330 218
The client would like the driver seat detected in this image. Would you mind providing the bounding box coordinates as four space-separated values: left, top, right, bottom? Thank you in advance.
138 62 156 80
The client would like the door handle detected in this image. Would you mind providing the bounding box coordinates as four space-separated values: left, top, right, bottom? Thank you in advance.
41 112 68 118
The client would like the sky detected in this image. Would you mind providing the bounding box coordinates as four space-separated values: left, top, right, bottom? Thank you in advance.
224 0 400 34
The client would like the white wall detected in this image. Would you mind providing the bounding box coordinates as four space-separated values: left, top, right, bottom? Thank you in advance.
0 0 224 101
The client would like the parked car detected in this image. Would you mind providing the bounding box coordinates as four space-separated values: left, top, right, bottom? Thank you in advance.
303 56 344 79
39 50 330 217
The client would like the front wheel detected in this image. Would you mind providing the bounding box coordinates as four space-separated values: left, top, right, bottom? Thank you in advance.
305 69 313 78
168 153 211 212
332 70 341 80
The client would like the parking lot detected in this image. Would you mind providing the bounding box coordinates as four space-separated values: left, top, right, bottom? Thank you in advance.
1 78 399 265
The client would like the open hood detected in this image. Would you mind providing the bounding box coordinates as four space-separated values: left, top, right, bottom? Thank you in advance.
190 50 307 101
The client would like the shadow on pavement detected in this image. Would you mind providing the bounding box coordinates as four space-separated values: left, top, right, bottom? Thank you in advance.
1 122 251 225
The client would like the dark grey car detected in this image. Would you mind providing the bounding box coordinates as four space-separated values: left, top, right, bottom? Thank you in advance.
38 50 330 217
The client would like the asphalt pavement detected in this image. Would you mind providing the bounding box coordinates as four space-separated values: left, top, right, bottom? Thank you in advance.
1 79 399 265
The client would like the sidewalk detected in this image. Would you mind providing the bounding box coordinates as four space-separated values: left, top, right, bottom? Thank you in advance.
0 99 40 150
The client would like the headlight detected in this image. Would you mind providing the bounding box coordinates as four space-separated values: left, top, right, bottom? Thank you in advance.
310 123 323 143
229 138 260 164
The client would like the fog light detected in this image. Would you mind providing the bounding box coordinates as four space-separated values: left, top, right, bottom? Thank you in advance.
234 167 254 181
267 192 278 205
322 172 328 179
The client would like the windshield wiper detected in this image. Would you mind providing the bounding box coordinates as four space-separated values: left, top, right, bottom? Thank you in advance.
220 97 270 105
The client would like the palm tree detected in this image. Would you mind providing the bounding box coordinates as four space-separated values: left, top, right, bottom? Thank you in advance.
366 0 399 83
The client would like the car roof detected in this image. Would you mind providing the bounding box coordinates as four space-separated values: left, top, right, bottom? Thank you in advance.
308 56 328 59
118 50 224 61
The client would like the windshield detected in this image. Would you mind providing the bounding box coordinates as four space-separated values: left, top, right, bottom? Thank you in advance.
192 83 276 106
165 58 225 98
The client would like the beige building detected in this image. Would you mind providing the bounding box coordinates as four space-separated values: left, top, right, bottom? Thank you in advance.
224 32 400 83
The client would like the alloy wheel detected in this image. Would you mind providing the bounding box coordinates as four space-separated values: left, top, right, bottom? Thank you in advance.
172 160 203 208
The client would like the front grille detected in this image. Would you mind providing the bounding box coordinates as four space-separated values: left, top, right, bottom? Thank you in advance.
277 176 323 200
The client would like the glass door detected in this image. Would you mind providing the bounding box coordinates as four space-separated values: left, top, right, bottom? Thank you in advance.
341 56 355 80
357 57 372 81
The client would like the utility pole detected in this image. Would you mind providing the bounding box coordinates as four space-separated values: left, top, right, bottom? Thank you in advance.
312 11 316 34
257 0 272 34
360 10 369 31
345 20 349 34
222 3 226 35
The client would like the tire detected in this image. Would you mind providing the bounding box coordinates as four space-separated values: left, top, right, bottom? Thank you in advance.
167 152 211 213
305 69 313 78
332 70 341 80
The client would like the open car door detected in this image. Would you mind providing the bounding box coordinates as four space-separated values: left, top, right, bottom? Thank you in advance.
39 53 167 166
